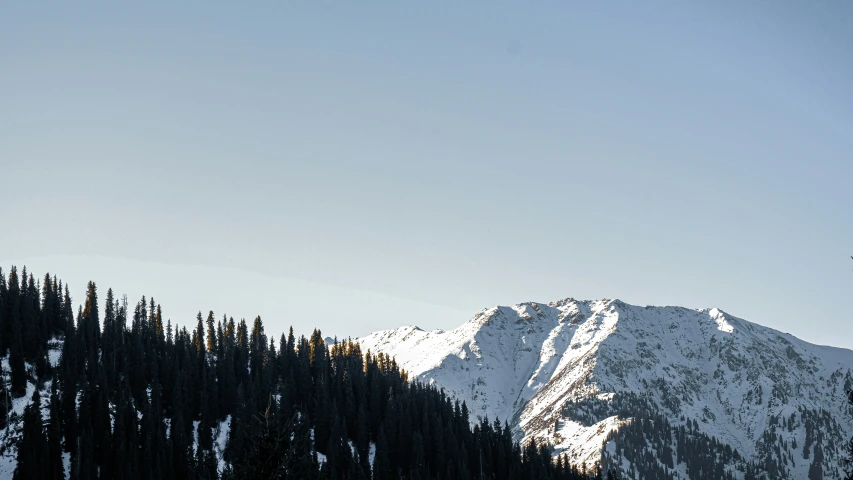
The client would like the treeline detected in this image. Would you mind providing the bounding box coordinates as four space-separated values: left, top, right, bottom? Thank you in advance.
0 266 598 479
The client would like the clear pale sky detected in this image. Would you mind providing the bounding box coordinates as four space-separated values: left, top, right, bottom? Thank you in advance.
1 2 851 346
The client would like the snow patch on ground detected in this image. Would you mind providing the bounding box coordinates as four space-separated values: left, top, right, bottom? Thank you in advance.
0 361 47 479
214 416 231 473
551 416 629 466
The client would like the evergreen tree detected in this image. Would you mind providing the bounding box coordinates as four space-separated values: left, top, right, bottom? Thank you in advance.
8 267 27 397
206 311 217 354
47 378 65 480
373 427 391 480
227 408 316 479
0 267 6 355
80 281 100 373
94 365 113 478
846 256 853 480
0 362 9 430
59 294 79 454
14 389 47 480
845 389 853 480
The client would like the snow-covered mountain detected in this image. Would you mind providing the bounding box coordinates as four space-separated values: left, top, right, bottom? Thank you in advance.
358 298 853 479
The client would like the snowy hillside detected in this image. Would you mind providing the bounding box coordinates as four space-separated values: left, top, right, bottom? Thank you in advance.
0 341 232 480
359 298 853 479
0 342 64 479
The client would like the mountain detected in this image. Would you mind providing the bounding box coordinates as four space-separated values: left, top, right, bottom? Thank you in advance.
358 298 853 479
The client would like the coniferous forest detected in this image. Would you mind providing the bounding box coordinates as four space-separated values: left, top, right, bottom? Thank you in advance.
0 266 599 479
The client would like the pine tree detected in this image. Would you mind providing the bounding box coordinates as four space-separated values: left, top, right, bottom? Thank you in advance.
154 304 165 343
314 379 332 454
206 311 217 354
47 378 65 480
94 365 113 477
845 390 853 480
41 273 57 337
14 389 47 480
140 380 167 480
169 365 192 480
197 388 214 450
0 362 9 430
356 402 370 470
0 267 6 356
847 259 853 480
80 281 100 373
9 322 27 397
229 406 315 478
7 267 27 397
195 311 205 354
373 427 392 480
59 298 79 454
76 422 97 480
19 268 40 361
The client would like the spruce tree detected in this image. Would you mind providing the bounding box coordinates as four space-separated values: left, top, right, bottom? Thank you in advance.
9 324 27 397
7 267 27 397
41 273 57 338
373 427 391 480
356 402 370 470
314 378 332 454
0 267 6 355
47 377 65 479
206 311 217 354
59 306 79 454
19 268 39 361
80 281 100 372
94 365 113 477
0 362 9 430
76 422 97 480
845 390 853 480
195 311 205 354
13 389 47 480
198 377 214 452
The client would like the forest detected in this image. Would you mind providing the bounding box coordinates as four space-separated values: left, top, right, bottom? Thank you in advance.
0 265 609 479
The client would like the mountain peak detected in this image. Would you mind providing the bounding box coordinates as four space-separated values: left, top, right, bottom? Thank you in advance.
359 297 853 478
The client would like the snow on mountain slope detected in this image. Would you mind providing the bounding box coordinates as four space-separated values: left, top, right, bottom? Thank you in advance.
359 298 853 479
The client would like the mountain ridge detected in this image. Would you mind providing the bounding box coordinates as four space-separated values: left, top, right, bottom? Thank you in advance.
358 297 853 479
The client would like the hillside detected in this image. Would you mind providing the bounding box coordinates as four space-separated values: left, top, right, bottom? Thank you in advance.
0 266 588 479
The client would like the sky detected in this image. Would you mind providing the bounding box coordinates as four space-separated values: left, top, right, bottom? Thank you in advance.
1 2 852 346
